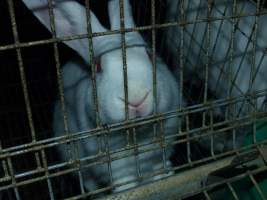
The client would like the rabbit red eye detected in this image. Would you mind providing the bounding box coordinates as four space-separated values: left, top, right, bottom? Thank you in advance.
95 59 102 73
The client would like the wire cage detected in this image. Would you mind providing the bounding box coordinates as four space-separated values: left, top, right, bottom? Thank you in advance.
0 0 267 199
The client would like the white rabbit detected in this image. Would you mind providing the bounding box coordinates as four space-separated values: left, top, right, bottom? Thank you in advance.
22 0 181 193
165 0 267 152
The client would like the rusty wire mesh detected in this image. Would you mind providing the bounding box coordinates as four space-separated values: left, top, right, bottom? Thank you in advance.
0 0 267 199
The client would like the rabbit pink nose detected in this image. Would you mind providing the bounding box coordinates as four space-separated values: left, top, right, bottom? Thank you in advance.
119 91 152 118
128 92 150 108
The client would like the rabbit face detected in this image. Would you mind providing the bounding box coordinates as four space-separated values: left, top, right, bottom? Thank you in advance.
23 0 181 193
97 47 156 123
21 0 179 124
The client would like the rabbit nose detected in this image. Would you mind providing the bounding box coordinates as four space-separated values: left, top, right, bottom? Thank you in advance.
128 91 150 108
119 91 150 107
119 91 150 109
119 90 152 117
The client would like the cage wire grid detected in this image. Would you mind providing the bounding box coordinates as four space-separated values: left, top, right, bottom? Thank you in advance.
0 0 267 199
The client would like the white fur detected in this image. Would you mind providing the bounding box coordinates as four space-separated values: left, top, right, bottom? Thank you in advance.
23 0 181 192
165 0 267 151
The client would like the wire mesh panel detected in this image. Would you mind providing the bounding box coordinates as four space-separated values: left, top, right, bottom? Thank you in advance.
163 0 267 199
0 0 266 199
165 0 267 151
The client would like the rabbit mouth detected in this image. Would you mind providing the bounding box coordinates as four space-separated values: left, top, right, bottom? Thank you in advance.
129 91 150 107
119 90 151 107
118 90 152 118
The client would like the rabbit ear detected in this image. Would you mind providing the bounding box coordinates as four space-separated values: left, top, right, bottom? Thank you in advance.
22 0 112 63
108 0 145 44
108 0 135 29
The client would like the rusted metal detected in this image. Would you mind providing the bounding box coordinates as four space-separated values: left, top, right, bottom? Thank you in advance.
259 145 267 164
97 156 235 200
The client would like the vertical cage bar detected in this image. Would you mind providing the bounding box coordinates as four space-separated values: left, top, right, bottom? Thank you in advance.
84 0 101 128
250 0 261 144
232 128 237 150
133 128 141 179
231 3 256 117
214 3 245 96
0 143 11 196
249 0 260 94
202 0 212 128
103 126 113 185
35 151 42 170
40 149 55 200
230 24 255 118
185 0 201 64
181 1 202 108
151 0 157 115
185 115 191 163
194 0 208 79
46 0 77 161
209 109 215 156
119 0 129 121
0 143 9 180
78 170 85 195
228 0 237 150
179 0 185 136
249 173 267 200
209 0 228 63
228 0 236 97
47 178 54 200
159 120 167 170
7 157 20 200
45 3 87 196
213 3 252 120
119 0 131 146
204 190 212 200
84 0 104 155
6 0 36 142
150 0 159 141
253 53 266 112
2 160 9 180
227 182 240 200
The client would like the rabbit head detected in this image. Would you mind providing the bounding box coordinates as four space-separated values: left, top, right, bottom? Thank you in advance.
22 0 179 124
